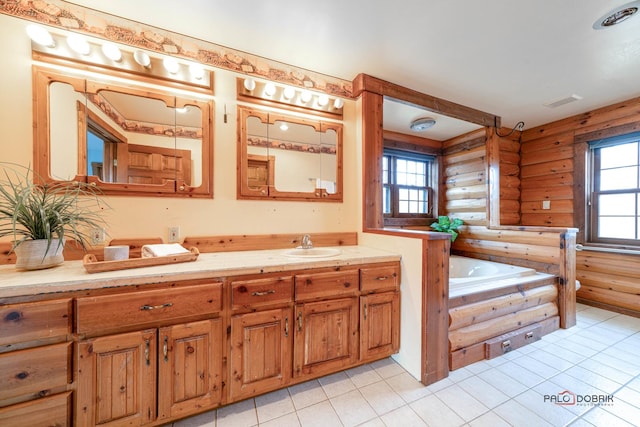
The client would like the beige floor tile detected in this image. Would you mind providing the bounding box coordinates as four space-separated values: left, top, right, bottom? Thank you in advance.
296 400 341 427
509 354 561 379
467 411 512 427
288 379 328 410
409 394 465 427
318 370 357 398
359 379 405 416
477 367 529 397
578 358 635 385
513 389 578 426
492 399 554 427
255 388 296 424
380 405 427 427
581 406 636 427
384 371 432 403
216 398 257 427
329 389 377 427
173 410 216 427
346 363 384 388
259 412 300 427
604 395 640 422
434 384 489 422
564 365 624 394
369 357 406 379
458 375 510 409
494 360 546 388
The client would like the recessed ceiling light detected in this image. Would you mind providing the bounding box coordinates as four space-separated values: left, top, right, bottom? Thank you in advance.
410 117 436 132
594 1 640 29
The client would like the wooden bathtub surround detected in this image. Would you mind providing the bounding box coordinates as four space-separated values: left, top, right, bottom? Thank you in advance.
0 240 400 426
451 225 577 329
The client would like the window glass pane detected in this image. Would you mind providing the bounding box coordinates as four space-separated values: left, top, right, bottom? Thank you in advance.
598 217 635 239
599 194 636 216
599 166 638 191
382 186 390 214
399 200 408 213
382 156 389 184
600 143 638 169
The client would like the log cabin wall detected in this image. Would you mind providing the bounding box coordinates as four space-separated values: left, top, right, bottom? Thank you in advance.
441 129 488 225
498 132 521 226
520 96 640 317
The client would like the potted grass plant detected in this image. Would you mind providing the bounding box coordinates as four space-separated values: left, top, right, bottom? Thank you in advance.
430 215 464 242
0 163 107 270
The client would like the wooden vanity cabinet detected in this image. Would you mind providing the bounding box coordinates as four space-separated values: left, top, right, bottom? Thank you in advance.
229 275 293 401
75 281 224 426
293 269 360 379
0 299 73 426
359 264 401 362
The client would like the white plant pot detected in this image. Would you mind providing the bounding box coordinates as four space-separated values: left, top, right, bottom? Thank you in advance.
14 239 65 270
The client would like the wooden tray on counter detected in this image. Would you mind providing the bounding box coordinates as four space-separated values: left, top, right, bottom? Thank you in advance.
82 247 199 274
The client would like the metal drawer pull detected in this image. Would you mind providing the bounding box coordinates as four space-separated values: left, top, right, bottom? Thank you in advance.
297 311 303 331
364 303 368 320
525 331 534 339
144 339 150 366
163 336 169 362
285 316 289 337
502 340 511 349
376 276 389 281
252 290 276 297
140 303 173 311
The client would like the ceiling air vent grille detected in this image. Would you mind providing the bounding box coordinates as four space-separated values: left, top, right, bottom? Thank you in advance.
543 94 583 108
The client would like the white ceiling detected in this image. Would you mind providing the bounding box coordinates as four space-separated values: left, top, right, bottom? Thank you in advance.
69 0 640 134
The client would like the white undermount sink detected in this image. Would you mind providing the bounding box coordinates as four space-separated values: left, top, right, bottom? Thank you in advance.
282 247 341 258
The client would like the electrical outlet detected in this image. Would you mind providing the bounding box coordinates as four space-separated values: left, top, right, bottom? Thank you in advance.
542 200 551 210
90 228 104 245
168 226 180 243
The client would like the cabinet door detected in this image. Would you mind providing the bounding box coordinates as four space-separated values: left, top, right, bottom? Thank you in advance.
157 319 223 420
360 292 400 361
77 330 157 427
293 297 358 379
229 308 292 400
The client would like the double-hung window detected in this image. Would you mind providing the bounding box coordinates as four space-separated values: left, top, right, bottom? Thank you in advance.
588 132 640 245
382 149 435 224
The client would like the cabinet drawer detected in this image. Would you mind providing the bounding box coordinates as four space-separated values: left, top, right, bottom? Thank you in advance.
0 299 71 349
295 270 359 301
76 282 223 335
0 391 71 427
485 324 542 359
231 276 293 310
0 342 71 401
360 264 400 292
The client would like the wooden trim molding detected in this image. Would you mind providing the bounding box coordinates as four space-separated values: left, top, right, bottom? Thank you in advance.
353 73 500 128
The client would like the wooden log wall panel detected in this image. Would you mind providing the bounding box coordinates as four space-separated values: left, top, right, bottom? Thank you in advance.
497 131 521 225
521 95 640 315
576 251 640 316
442 131 488 226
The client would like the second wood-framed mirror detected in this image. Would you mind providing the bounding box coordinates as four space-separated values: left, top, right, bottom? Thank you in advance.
237 105 343 202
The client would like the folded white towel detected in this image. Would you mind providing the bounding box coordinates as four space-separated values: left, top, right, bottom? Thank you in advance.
141 243 190 258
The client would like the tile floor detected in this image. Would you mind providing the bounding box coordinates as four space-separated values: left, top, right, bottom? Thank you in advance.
168 303 640 427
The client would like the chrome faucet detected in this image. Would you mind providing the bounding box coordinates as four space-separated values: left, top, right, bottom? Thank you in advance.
300 234 313 249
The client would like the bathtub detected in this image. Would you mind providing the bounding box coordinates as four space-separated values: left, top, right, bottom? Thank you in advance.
449 255 537 297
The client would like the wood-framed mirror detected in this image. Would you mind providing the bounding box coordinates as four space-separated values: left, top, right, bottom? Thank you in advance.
32 65 213 198
237 105 343 202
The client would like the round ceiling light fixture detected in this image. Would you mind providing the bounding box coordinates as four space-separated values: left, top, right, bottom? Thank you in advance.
594 1 640 29
410 117 436 132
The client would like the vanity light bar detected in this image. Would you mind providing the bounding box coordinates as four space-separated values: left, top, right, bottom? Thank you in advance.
236 77 344 119
29 26 214 95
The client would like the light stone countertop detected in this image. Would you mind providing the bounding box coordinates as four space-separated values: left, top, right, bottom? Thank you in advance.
0 245 401 299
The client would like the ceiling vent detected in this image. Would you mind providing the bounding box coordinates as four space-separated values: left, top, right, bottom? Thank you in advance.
543 94 583 108
594 1 640 29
